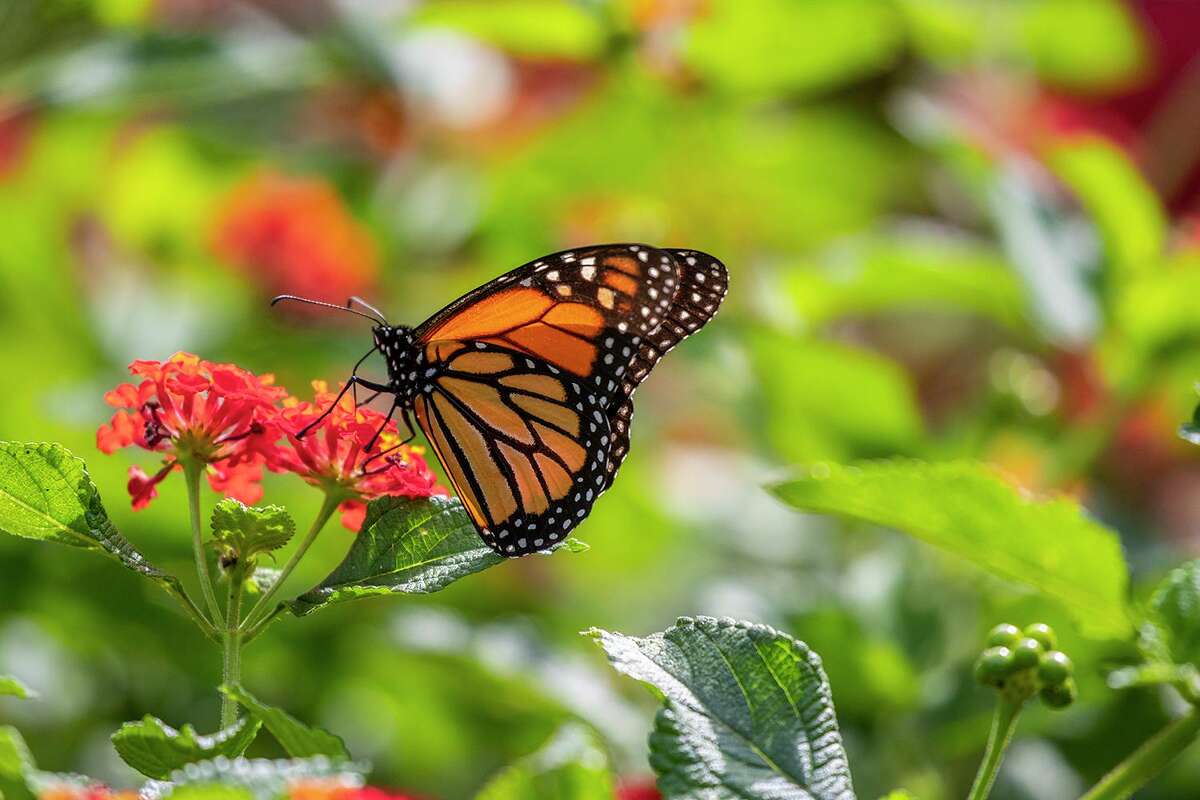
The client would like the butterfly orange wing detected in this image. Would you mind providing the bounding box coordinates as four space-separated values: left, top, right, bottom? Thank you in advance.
412 244 727 555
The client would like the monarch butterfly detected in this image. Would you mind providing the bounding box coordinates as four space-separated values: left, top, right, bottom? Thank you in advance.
274 243 728 556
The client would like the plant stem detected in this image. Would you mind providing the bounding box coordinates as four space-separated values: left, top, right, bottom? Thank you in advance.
968 699 1023 800
241 491 340 632
220 574 244 728
183 459 222 624
1079 708 1200 800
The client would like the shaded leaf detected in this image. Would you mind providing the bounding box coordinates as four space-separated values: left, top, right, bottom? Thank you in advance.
220 684 349 760
140 757 366 800
475 723 613 800
211 499 295 560
0 676 34 699
289 496 584 617
0 442 200 626
112 715 262 779
771 460 1131 638
588 616 856 800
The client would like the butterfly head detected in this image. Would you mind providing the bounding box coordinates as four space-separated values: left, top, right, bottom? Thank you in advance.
373 324 419 396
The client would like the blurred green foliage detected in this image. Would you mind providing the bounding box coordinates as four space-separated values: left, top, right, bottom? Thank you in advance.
3 0 1200 798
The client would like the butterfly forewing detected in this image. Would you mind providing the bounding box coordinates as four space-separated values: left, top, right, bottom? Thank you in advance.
405 243 727 556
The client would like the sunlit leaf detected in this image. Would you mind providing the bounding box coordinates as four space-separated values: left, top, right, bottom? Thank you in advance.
220 684 349 760
289 496 584 617
684 0 902 95
1047 137 1166 287
410 0 606 59
749 331 923 463
0 442 202 630
589 616 856 800
771 460 1131 638
0 726 35 800
901 0 1141 89
475 724 613 800
1141 561 1200 669
0 676 34 699
783 234 1029 330
210 499 295 560
112 715 262 779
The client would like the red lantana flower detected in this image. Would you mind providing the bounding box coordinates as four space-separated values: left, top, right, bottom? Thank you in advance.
268 381 445 530
212 170 379 305
97 353 287 509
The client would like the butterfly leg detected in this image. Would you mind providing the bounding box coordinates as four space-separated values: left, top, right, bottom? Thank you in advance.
297 375 393 438
364 396 401 452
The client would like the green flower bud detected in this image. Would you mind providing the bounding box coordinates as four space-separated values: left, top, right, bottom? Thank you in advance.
986 623 1022 649
1011 638 1041 670
1038 651 1073 685
1040 678 1077 709
1023 623 1057 651
975 646 1014 686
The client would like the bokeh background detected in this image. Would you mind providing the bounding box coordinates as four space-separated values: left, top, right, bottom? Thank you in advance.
4 1 1200 798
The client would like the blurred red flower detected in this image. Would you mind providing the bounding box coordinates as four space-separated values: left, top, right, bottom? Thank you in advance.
268 381 445 530
616 778 661 800
39 785 137 800
0 100 36 181
212 170 379 305
97 353 287 509
288 779 425 800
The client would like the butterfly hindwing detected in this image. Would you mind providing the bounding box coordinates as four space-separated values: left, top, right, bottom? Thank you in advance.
412 341 613 555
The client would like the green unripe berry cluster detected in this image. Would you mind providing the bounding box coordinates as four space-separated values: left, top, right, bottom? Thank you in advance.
974 622 1077 708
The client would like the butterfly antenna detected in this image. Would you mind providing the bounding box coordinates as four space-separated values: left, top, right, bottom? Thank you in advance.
270 294 381 323
347 296 389 325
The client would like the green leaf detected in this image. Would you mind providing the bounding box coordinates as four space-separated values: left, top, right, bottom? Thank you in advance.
0 726 35 800
475 724 613 800
140 757 366 800
684 0 902 95
901 0 1141 90
0 677 33 699
1046 138 1166 286
783 234 1029 331
0 442 200 627
771 460 1132 638
220 684 349 760
1142 561 1200 668
410 0 606 59
289 496 583 617
588 616 856 800
210 499 295 560
749 331 923 463
112 715 262 779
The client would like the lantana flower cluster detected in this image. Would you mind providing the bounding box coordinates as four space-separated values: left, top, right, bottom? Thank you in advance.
97 352 444 530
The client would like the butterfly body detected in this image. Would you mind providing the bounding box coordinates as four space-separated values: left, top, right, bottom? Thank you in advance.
302 243 728 557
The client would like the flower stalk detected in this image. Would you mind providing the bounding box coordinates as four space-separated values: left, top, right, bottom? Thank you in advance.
221 572 245 728
1079 707 1200 800
967 697 1023 800
183 458 223 624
